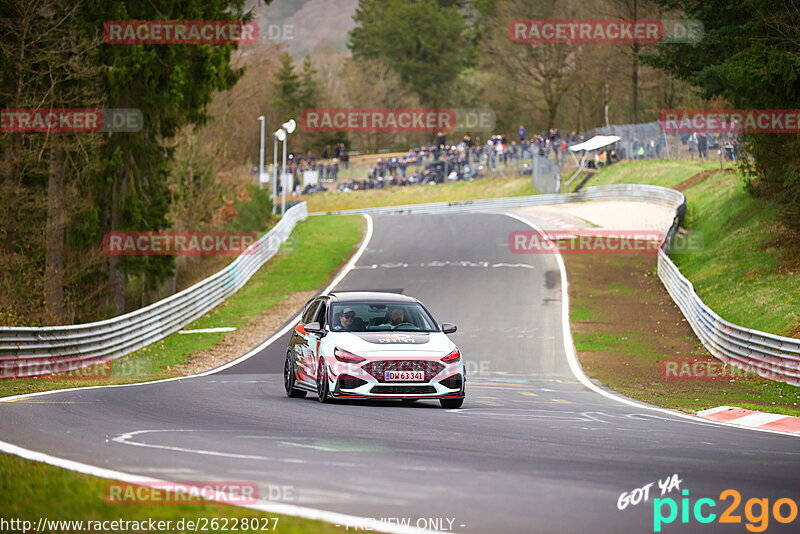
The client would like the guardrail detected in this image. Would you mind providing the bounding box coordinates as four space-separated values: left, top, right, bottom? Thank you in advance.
311 183 685 216
0 203 308 379
314 183 800 385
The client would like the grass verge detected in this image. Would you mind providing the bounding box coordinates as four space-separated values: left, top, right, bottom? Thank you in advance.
673 172 800 336
585 159 719 188
0 453 344 533
566 249 800 416
304 173 537 213
0 215 365 398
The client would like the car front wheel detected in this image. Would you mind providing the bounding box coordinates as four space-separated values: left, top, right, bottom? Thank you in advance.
440 398 464 409
316 359 330 403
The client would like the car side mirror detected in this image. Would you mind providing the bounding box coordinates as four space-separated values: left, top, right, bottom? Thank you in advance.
441 323 457 334
305 321 326 336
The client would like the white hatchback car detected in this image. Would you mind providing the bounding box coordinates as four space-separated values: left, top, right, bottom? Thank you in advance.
284 291 465 408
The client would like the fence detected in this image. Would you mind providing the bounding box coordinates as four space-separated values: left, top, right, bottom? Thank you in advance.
580 121 671 160
0 203 308 379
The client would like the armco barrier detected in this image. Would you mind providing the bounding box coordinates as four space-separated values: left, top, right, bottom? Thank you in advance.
0 203 308 378
311 183 685 216
314 184 800 385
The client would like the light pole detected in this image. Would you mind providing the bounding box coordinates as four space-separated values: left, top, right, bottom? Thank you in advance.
272 128 285 215
258 116 265 190
280 119 296 216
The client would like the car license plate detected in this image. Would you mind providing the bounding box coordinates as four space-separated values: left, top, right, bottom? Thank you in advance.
385 370 424 381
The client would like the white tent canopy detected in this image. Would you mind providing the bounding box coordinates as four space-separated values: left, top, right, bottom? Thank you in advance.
564 135 621 190
568 135 621 153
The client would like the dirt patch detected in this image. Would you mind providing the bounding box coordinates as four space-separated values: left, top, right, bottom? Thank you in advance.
173 289 317 376
563 247 800 414
674 168 733 192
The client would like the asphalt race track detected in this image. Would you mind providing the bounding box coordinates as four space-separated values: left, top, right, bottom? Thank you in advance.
2 212 800 533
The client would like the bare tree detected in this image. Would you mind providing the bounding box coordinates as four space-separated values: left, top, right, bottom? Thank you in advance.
482 0 583 130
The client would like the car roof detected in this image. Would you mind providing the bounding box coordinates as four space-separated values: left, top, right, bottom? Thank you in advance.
327 291 419 304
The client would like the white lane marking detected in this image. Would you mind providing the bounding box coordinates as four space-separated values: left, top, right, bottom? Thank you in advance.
112 430 305 463
502 211 800 439
492 263 535 269
178 327 237 334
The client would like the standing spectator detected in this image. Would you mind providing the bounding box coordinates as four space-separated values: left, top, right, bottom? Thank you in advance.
518 125 526 142
697 133 708 159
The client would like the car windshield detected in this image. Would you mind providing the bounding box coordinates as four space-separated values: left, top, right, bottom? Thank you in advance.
330 302 439 332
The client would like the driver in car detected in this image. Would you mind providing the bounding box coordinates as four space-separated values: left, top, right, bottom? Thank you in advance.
335 308 364 331
388 307 405 326
373 307 408 329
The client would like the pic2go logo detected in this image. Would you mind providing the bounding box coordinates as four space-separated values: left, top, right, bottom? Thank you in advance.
653 489 799 533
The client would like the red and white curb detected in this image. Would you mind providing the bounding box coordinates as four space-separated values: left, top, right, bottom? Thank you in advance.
525 210 582 232
697 406 800 435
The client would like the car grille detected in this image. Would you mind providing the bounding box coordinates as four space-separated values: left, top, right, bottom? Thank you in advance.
439 374 463 390
338 375 367 390
363 360 444 382
371 385 437 395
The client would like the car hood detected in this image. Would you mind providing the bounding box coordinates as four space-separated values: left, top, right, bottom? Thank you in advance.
330 331 455 356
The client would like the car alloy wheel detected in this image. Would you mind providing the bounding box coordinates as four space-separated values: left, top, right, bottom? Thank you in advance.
284 352 306 398
316 359 330 403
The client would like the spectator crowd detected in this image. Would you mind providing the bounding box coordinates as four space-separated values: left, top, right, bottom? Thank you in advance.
260 126 739 197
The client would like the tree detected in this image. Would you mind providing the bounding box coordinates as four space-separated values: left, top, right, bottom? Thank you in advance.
271 52 303 119
480 0 582 130
349 0 470 107
606 0 662 123
646 0 800 241
0 0 104 324
81 0 251 315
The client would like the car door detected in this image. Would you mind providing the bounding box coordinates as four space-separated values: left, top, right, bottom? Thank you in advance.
292 298 320 384
306 300 328 384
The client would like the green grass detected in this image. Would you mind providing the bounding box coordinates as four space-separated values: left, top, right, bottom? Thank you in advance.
305 173 538 213
587 159 719 188
570 296 601 322
0 215 365 398
673 172 800 336
0 453 344 533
